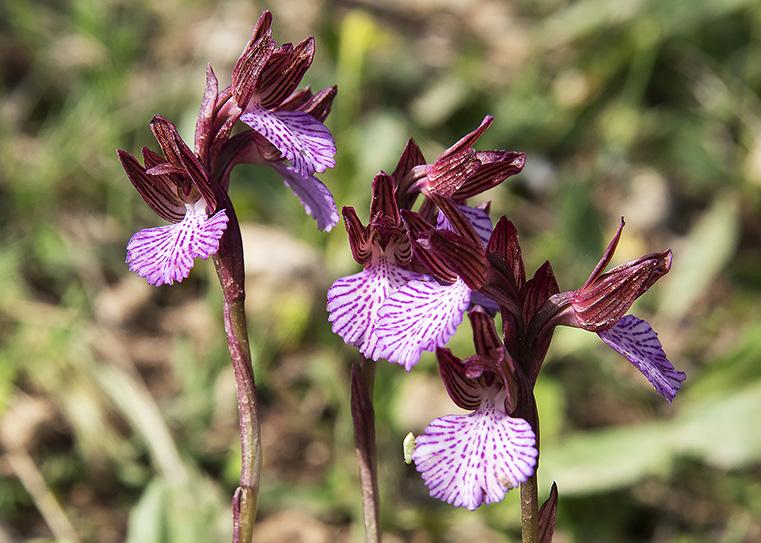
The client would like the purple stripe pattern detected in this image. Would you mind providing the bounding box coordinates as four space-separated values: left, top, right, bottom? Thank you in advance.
597 315 686 402
372 277 471 370
412 393 537 510
240 104 336 178
126 202 229 286
437 204 493 247
327 257 421 355
272 163 339 231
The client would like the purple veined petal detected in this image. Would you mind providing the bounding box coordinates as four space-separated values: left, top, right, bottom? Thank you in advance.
437 204 493 247
597 315 686 402
126 201 229 286
240 104 336 177
271 163 338 231
371 277 471 371
327 257 421 354
412 393 538 510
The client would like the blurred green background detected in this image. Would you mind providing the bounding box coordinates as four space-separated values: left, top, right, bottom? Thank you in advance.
1 0 760 541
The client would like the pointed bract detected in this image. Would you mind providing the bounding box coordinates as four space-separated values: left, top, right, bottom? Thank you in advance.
538 482 559 543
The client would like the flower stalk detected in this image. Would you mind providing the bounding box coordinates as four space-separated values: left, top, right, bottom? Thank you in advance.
350 357 381 543
212 198 261 543
520 474 539 543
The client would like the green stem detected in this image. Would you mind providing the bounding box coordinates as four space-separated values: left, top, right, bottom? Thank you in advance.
350 357 380 543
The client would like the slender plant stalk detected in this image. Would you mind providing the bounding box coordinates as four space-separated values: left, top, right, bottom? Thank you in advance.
350 357 381 543
520 473 539 543
213 201 261 543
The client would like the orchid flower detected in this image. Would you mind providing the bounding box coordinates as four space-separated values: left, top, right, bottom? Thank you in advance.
221 11 338 231
327 173 481 370
412 308 538 510
328 118 525 370
119 116 228 286
552 218 686 401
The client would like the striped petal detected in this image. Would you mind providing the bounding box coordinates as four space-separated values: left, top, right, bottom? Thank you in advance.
371 277 471 370
412 394 538 510
126 202 228 286
327 257 421 354
240 104 336 177
437 204 493 247
598 315 686 402
272 163 338 231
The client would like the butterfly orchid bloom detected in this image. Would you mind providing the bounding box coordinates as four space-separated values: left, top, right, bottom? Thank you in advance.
412 308 538 510
328 117 525 370
222 11 338 231
119 116 228 286
553 218 686 401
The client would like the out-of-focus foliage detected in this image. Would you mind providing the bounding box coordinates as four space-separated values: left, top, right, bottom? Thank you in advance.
1 0 760 541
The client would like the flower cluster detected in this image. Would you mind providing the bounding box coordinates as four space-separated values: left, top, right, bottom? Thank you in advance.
328 116 525 369
119 11 338 286
328 115 686 515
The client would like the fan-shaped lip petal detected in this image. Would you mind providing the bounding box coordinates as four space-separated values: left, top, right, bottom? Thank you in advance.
369 277 471 370
412 393 538 510
126 201 228 286
240 104 336 178
598 315 686 402
327 257 422 355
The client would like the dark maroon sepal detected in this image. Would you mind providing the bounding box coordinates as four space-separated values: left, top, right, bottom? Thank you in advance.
393 138 427 209
487 217 526 291
209 104 243 175
584 217 624 289
430 194 482 247
117 149 185 223
436 348 483 411
195 64 219 166
231 28 275 108
438 115 493 160
425 147 480 197
425 116 494 197
453 150 525 200
468 306 503 359
402 210 459 284
298 85 337 122
571 250 672 331
522 261 560 328
538 482 559 543
369 172 402 226
342 206 372 266
149 115 183 167
278 86 313 110
427 229 487 290
169 127 219 210
257 37 315 109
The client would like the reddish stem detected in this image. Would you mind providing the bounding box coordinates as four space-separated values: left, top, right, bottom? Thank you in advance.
350 357 381 543
213 199 261 543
